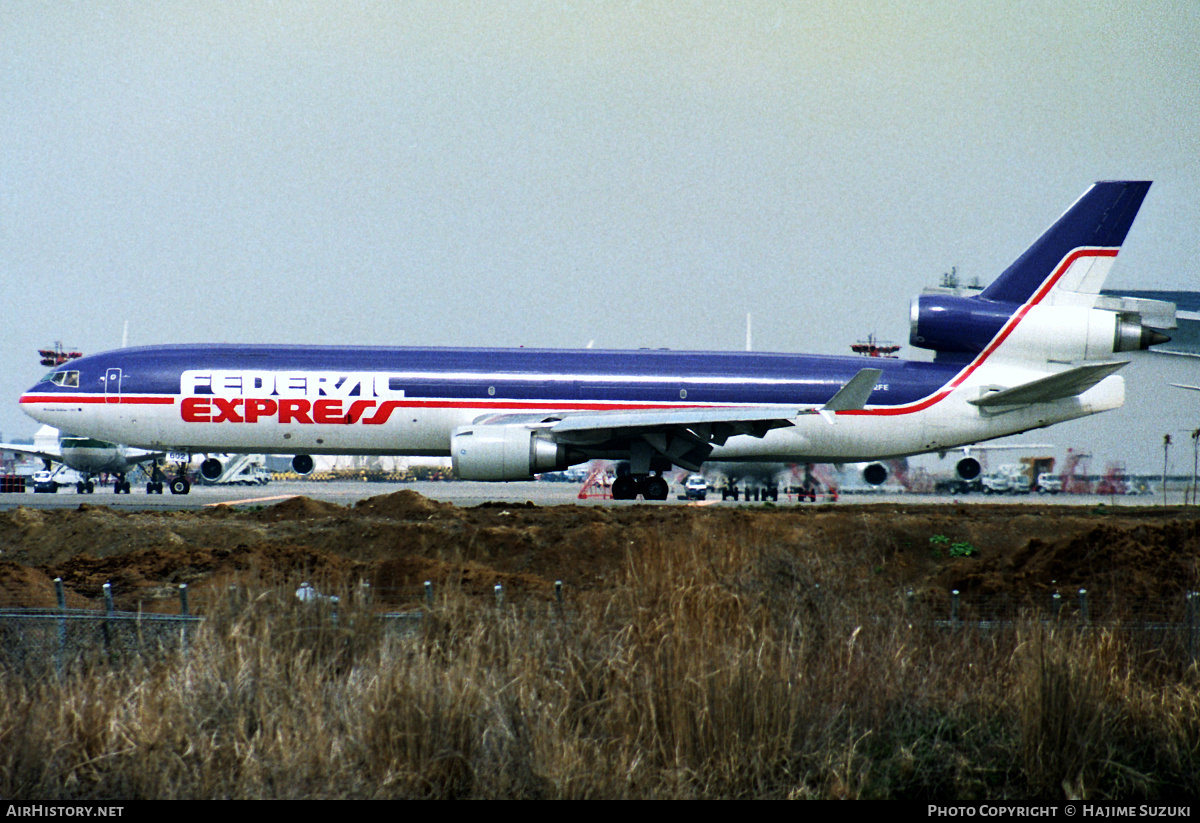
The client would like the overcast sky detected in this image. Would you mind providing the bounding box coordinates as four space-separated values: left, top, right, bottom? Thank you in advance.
2 2 1198 474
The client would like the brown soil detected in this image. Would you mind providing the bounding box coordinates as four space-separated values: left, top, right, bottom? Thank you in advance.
1 491 1198 613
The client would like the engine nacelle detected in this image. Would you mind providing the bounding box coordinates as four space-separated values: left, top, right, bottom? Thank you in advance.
861 462 888 486
909 294 1167 359
200 457 223 481
956 457 981 481
451 425 577 481
292 454 315 475
909 294 1011 355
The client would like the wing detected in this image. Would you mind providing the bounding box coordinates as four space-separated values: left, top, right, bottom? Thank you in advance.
0 442 63 467
119 448 167 465
475 406 800 473
469 367 883 473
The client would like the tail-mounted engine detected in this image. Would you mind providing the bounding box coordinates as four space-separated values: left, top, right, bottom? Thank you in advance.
909 293 1171 360
451 425 580 481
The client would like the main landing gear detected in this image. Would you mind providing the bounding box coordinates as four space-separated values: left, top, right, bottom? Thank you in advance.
74 474 132 494
610 465 671 501
70 475 127 494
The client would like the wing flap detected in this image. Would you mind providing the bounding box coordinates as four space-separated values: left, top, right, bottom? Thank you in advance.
548 406 798 439
544 406 800 472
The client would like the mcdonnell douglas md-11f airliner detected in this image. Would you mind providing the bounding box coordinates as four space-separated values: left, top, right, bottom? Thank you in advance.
19 182 1174 499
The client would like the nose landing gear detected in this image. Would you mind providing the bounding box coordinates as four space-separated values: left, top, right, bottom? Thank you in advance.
147 459 191 495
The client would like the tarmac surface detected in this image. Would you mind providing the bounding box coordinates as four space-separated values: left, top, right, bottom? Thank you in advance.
0 478 1171 511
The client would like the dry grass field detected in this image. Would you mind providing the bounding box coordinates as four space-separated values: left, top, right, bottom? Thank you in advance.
1 492 1198 799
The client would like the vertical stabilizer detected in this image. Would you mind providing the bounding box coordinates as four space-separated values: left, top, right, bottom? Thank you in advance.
979 181 1151 305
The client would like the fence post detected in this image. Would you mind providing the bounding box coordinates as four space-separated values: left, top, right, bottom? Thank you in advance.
55 577 67 676
1078 589 1089 626
424 580 433 610
179 583 190 658
102 581 114 660
1187 591 1198 664
951 589 960 624
1051 591 1061 620
494 583 504 610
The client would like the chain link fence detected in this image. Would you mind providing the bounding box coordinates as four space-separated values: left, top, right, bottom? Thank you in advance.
1 579 1196 675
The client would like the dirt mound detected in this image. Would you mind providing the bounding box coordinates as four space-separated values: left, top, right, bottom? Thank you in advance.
942 518 1200 599
354 489 457 519
49 542 370 612
373 554 554 607
2 493 1198 614
0 561 92 609
249 495 348 521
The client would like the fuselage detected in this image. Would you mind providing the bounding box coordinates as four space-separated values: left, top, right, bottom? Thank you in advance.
21 343 973 461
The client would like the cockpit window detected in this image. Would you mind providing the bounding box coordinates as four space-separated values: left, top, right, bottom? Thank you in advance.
44 370 80 387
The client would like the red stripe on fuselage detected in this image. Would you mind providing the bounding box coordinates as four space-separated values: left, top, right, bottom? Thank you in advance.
19 394 176 405
20 394 721 413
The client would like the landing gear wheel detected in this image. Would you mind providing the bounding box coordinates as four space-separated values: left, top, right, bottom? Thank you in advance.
169 478 191 495
612 476 638 500
642 475 670 501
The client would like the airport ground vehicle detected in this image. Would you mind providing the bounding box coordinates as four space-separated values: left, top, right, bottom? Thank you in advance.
1036 472 1063 494
980 465 1032 495
684 474 708 500
31 470 59 493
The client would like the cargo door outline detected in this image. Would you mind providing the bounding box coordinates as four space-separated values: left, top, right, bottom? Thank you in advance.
105 368 122 404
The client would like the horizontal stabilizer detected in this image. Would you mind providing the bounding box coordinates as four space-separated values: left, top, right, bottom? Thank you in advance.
968 361 1127 408
822 368 883 412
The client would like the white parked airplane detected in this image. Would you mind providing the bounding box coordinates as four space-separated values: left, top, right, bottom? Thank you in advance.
0 425 166 494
